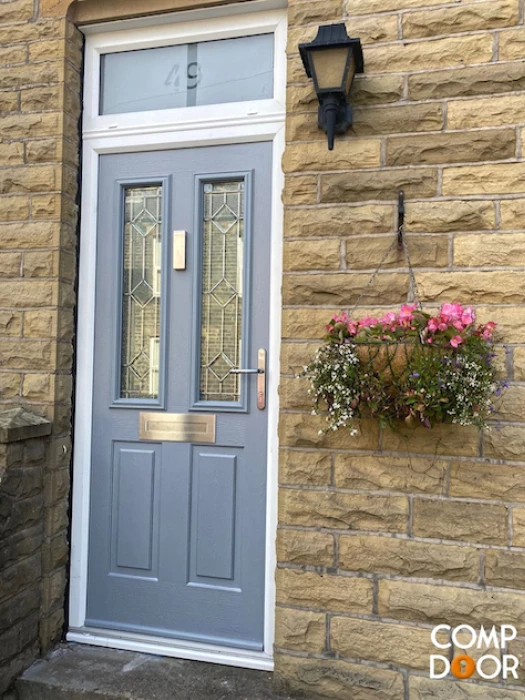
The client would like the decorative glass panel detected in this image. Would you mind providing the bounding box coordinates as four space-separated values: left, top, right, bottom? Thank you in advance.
199 181 245 402
121 186 163 400
100 34 274 115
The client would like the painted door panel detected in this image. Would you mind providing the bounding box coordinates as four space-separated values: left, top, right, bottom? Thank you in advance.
86 143 272 650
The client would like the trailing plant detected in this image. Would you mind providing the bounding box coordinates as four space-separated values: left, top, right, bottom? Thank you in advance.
302 303 504 435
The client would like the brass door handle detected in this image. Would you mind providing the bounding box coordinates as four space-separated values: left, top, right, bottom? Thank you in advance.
230 349 266 410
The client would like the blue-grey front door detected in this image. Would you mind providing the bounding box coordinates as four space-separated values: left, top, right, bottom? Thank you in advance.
86 143 272 650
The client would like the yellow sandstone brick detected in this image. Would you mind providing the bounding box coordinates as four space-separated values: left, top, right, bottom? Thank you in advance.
0 311 22 336
277 529 334 566
379 579 525 627
0 280 56 307
320 168 438 203
282 271 409 306
346 0 451 14
280 342 321 376
365 35 493 74
29 40 64 62
454 234 525 267
501 199 525 230
448 93 525 129
0 0 33 22
334 454 446 494
485 425 525 462
443 163 525 196
450 461 525 502
279 376 310 411
403 0 518 40
409 60 525 101
279 413 380 451
279 488 409 532
283 140 381 172
283 239 340 272
382 422 480 457
386 130 515 167
0 166 60 195
338 534 479 581
288 0 341 26
485 549 525 590
0 253 21 278
412 498 508 545
0 143 23 167
0 373 21 398
23 310 56 338
418 271 525 303
352 103 443 137
0 340 53 371
279 449 332 486
276 568 374 613
405 200 495 233
22 373 53 400
514 347 525 380
513 508 525 546
284 204 394 238
346 234 448 269
275 608 326 653
330 617 440 670
283 175 317 206
500 27 525 61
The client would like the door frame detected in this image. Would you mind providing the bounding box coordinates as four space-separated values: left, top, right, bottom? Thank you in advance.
68 5 286 671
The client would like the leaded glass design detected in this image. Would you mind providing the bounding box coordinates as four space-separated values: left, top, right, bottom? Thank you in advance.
121 186 163 399
199 181 245 402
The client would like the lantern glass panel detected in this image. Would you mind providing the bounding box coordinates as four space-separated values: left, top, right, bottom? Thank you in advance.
310 46 352 92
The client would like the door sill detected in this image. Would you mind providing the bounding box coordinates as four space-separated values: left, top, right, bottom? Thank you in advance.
67 627 274 671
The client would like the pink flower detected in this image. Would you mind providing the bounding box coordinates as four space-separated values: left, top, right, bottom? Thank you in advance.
380 312 397 326
427 318 439 333
360 316 379 328
482 321 497 339
333 313 348 324
450 335 463 348
400 303 417 317
347 321 358 335
461 306 475 326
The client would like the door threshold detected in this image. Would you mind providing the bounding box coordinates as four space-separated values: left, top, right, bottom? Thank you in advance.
67 627 274 671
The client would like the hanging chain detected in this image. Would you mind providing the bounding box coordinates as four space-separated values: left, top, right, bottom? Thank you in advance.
348 236 399 317
400 221 424 312
348 191 423 317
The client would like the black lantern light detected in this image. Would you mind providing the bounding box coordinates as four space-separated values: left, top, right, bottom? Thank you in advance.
299 23 364 150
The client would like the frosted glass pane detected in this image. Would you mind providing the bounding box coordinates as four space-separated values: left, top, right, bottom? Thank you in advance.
101 34 274 115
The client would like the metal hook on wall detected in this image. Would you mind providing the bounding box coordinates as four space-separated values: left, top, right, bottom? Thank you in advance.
397 190 405 251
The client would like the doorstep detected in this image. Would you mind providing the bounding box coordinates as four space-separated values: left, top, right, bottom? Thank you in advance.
16 644 295 700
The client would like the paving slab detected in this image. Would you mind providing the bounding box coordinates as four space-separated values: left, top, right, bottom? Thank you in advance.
17 644 296 700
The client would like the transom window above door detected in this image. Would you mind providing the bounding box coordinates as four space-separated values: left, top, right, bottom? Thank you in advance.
82 10 286 134
100 34 274 115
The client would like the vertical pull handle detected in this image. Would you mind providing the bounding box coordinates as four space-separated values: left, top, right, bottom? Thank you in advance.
173 230 186 270
230 349 267 410
257 348 266 411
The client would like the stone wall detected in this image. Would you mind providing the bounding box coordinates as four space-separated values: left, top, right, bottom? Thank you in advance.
276 0 525 698
0 408 51 696
0 0 82 687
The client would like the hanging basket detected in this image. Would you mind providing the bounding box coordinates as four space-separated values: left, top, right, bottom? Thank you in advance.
354 340 427 382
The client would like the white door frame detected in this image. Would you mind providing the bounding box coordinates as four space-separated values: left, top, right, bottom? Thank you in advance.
68 6 286 671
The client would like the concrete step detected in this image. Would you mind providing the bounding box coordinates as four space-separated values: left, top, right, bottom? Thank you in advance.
17 644 295 700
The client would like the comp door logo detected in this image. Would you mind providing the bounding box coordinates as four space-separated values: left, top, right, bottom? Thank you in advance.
430 624 519 680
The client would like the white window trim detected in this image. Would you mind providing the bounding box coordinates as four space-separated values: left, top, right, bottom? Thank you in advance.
68 6 286 672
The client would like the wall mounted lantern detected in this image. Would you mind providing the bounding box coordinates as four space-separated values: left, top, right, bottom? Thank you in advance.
299 23 364 150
